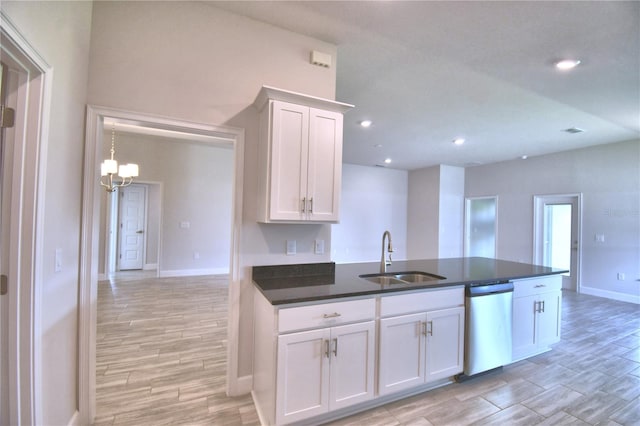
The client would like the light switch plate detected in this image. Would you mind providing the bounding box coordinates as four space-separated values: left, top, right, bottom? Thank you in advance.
315 239 325 254
55 248 62 272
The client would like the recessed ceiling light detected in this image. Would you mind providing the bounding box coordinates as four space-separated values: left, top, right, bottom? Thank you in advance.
555 59 581 70
360 120 372 128
453 138 465 145
521 155 528 160
384 158 392 164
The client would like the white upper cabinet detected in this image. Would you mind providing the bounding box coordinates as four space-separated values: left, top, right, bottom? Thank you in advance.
254 86 353 223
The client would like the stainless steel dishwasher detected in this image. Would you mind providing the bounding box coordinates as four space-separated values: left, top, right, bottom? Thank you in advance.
460 281 514 379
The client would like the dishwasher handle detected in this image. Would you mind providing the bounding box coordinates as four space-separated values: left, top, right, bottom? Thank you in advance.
466 281 514 297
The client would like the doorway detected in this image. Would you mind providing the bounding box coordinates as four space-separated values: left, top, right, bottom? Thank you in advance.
464 196 498 258
79 106 245 422
0 13 52 424
534 194 582 291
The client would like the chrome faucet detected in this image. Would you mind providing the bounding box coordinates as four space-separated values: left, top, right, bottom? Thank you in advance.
380 230 394 273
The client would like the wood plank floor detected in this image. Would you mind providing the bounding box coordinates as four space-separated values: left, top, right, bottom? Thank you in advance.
94 274 639 425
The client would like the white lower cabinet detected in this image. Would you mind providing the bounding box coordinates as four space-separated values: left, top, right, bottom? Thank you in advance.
426 307 466 381
253 287 465 425
276 321 375 424
512 275 562 360
378 288 465 396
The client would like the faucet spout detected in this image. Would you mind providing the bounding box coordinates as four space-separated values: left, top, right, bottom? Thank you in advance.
380 230 394 273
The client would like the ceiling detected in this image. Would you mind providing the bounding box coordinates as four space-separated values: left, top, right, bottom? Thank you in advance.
212 1 639 170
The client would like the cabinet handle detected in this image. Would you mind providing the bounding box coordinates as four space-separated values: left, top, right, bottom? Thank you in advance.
534 301 539 313
421 321 427 336
309 197 313 213
301 197 307 213
541 300 545 313
323 312 341 319
427 321 433 336
324 339 330 358
332 338 338 357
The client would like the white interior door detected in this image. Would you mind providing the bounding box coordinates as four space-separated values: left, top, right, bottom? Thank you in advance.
534 195 581 291
118 184 147 270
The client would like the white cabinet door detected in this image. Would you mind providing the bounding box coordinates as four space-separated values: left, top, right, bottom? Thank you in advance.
512 289 561 360
512 294 537 360
537 290 561 348
306 108 342 222
329 321 375 411
269 101 309 221
276 328 330 424
425 307 465 382
379 312 427 395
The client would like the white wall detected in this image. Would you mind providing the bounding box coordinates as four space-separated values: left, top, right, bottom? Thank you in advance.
407 165 465 259
1 2 93 424
87 1 339 381
98 132 234 276
438 165 465 258
332 164 408 263
466 140 640 302
407 166 440 258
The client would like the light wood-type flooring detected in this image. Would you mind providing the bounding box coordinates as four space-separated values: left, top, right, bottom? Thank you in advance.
95 273 639 426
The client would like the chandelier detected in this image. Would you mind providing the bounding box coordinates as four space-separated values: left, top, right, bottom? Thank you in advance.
100 124 139 192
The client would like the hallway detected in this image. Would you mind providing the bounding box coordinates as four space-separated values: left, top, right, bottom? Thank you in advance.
94 275 258 425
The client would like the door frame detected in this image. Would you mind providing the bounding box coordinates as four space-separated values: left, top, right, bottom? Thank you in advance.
533 193 582 292
0 11 53 425
79 105 245 423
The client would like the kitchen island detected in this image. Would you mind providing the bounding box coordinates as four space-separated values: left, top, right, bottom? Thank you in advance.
251 257 566 426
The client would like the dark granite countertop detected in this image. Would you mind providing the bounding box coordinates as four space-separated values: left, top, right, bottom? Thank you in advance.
252 257 567 305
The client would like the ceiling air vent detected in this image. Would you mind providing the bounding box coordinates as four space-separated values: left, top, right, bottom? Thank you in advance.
563 127 585 134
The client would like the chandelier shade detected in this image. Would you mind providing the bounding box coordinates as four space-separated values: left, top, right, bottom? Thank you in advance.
100 124 139 192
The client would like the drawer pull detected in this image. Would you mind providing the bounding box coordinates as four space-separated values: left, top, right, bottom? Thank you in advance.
534 284 546 288
323 312 341 319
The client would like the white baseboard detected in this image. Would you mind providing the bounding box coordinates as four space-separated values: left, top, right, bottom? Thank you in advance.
143 263 158 270
580 286 640 304
158 267 229 278
235 374 253 395
67 410 79 426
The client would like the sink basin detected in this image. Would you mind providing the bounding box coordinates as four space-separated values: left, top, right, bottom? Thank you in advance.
394 272 446 283
360 275 406 285
359 271 446 285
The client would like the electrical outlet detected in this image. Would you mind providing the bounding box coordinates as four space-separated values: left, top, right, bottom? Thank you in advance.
315 239 325 255
286 240 296 255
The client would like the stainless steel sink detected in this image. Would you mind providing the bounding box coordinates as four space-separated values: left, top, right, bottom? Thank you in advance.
359 271 446 285
393 272 446 283
360 275 406 285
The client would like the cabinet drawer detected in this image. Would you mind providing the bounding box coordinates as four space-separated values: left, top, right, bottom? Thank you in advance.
513 275 562 298
278 298 375 333
380 287 464 318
